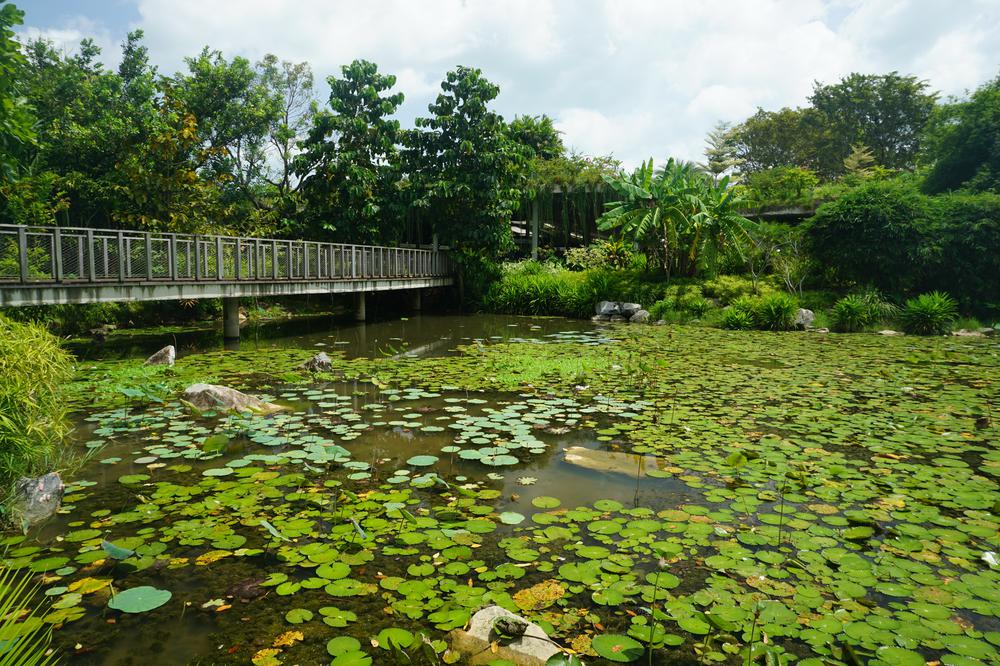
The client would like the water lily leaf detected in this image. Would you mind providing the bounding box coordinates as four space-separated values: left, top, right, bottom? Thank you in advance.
108 586 171 613
591 634 644 662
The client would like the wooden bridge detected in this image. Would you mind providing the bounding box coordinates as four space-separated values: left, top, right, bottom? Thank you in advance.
0 224 453 339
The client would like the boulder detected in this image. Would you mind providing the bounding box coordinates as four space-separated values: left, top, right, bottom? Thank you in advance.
181 383 284 415
590 314 610 323
144 345 175 366
980 328 997 337
449 605 559 666
878 330 903 336
302 352 333 372
653 319 666 325
811 328 830 334
595 301 620 316
619 302 642 318
794 308 815 330
952 329 984 338
11 472 64 528
609 314 627 323
629 309 650 323
563 446 663 476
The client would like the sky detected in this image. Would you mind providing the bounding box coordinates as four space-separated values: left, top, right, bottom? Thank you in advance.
16 0 1000 168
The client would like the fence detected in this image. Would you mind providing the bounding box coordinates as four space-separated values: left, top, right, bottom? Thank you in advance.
0 225 450 285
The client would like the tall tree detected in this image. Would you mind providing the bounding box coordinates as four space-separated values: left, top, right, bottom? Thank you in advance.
809 72 936 173
255 55 315 200
296 59 403 242
700 121 743 182
404 66 524 257
507 114 564 160
922 75 1000 194
732 107 826 175
0 2 35 182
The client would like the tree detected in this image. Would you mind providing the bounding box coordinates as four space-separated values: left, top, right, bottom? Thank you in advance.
922 75 1000 194
404 66 524 258
507 114 564 160
843 143 876 176
732 107 826 175
809 72 936 173
0 2 35 182
700 121 743 182
255 55 315 200
296 59 403 243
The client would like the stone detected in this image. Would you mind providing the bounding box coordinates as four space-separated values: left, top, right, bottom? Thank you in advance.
811 328 830 333
590 314 610 323
181 383 284 415
794 308 815 330
980 328 996 337
653 319 666 325
449 605 559 666
595 300 620 316
608 314 627 323
11 472 64 528
144 345 175 366
629 309 650 323
878 330 903 336
563 446 663 476
302 351 333 372
619 302 642 318
952 329 984 337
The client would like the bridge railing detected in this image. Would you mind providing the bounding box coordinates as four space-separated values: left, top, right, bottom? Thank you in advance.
0 225 450 285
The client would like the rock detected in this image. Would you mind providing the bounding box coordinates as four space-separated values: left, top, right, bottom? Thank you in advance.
629 309 650 323
11 472 64 528
181 384 284 415
608 314 627 323
653 319 666 325
302 352 333 372
88 324 116 342
980 328 996 337
144 345 175 366
595 300 620 316
590 314 610 323
952 329 984 337
811 328 830 333
620 302 642 318
794 308 815 330
878 330 903 336
449 606 559 666
563 446 664 476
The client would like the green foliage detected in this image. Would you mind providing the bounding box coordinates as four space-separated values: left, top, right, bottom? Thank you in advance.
507 114 564 161
564 239 632 271
721 298 756 330
829 290 896 333
922 75 1000 194
722 293 797 331
0 313 73 501
701 274 777 305
0 2 35 182
744 166 819 207
0 567 56 665
899 291 958 335
733 107 825 175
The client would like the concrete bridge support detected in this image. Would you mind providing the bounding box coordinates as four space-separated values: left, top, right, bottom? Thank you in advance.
410 289 422 312
354 293 367 321
223 297 241 340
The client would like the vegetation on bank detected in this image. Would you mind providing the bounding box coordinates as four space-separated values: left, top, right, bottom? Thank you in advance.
0 313 73 511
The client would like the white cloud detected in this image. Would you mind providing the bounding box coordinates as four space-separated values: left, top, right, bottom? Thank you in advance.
19 0 1000 169
19 16 118 67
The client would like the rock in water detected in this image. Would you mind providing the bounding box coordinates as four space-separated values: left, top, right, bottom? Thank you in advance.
181 384 284 415
620 302 642 318
563 446 663 476
595 300 620 316
608 314 627 323
449 606 559 665
302 352 333 372
629 309 650 323
794 308 815 330
591 314 611 323
144 345 175 366
878 330 903 336
12 472 64 528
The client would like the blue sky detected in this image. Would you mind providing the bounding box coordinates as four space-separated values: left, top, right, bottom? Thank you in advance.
16 0 1000 168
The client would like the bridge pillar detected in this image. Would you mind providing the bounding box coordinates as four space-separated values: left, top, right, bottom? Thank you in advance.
354 292 366 321
410 289 422 312
223 297 241 340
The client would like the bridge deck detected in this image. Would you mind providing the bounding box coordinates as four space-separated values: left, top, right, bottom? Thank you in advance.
0 225 452 307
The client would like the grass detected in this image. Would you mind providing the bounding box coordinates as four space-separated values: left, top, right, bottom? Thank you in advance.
0 314 74 514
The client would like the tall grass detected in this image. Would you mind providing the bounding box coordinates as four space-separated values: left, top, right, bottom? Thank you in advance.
0 314 74 508
0 567 57 665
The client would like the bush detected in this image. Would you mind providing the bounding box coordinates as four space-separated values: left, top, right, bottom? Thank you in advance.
702 274 777 304
721 293 798 331
899 291 958 335
0 314 73 506
830 294 871 332
722 300 756 330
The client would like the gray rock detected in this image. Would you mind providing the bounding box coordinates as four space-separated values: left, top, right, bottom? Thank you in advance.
794 308 815 330
181 383 284 415
144 345 175 366
980 328 997 337
629 309 650 323
449 606 559 666
878 330 903 336
620 302 642 318
608 314 627 323
596 300 620 316
653 319 666 325
811 327 830 333
952 329 984 338
302 351 333 372
590 314 610 323
11 472 64 528
564 446 663 476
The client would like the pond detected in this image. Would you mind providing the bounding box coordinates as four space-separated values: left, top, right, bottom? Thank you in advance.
6 314 1000 665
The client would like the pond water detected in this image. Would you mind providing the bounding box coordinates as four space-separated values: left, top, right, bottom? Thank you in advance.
6 314 1000 666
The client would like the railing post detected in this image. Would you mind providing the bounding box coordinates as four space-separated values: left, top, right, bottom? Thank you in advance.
52 227 63 282
272 240 278 279
144 232 153 281
287 241 293 279
117 231 125 282
304 241 310 279
194 236 202 280
17 226 28 283
168 235 177 281
216 237 224 280
235 238 242 280
86 229 96 282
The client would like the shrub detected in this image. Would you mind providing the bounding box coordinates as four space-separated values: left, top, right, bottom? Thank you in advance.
899 291 958 335
0 314 73 506
830 294 871 332
702 274 777 304
754 292 798 331
722 297 757 330
564 244 606 271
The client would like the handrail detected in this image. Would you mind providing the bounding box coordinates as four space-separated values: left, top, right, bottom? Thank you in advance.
0 224 450 286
